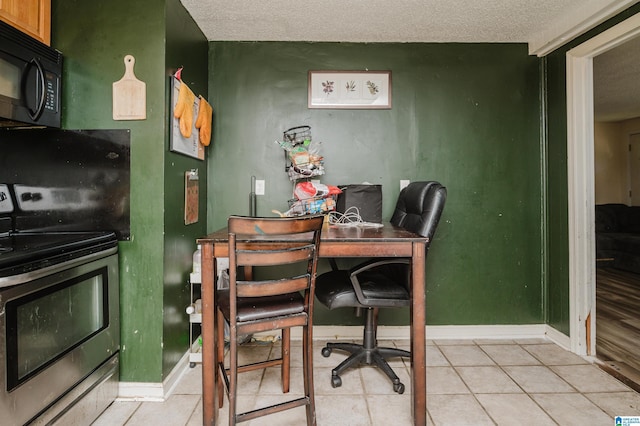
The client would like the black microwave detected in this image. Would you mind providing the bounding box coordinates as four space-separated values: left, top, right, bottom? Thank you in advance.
0 20 62 128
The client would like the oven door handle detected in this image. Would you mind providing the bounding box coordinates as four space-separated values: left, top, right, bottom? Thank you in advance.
0 246 118 288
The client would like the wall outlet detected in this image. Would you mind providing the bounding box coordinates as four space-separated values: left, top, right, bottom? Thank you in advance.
255 179 265 195
400 180 410 190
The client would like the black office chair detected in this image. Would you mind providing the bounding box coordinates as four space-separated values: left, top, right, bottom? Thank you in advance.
315 181 446 393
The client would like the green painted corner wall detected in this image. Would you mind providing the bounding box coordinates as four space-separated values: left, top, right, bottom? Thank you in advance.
544 4 640 336
162 0 209 377
52 0 207 382
206 42 544 326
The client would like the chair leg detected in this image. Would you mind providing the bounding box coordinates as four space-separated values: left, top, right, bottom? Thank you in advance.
302 324 316 426
321 307 410 393
370 350 406 394
328 346 367 380
228 323 237 425
377 347 412 359
216 309 225 409
281 327 291 393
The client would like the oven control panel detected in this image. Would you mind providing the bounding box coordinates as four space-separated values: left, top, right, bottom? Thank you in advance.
0 184 14 213
13 184 99 212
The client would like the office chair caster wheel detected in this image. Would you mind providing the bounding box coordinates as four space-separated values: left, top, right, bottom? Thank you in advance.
331 374 342 388
321 347 332 357
394 382 405 394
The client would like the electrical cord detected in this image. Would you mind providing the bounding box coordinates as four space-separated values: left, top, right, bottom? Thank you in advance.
328 207 383 228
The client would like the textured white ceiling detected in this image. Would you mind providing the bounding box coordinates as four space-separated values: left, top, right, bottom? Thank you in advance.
594 36 640 121
180 0 640 121
180 0 637 55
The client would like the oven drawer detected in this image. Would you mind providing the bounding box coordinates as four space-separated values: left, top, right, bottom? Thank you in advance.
32 354 119 425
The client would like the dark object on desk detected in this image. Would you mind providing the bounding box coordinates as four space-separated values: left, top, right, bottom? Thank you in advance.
595 203 640 273
336 184 383 223
316 181 446 393
215 215 324 425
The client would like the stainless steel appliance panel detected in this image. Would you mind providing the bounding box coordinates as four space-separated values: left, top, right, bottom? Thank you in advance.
0 250 119 426
0 129 131 240
31 354 119 426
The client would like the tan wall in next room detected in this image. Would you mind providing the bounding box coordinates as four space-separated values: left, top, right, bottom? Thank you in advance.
595 117 640 205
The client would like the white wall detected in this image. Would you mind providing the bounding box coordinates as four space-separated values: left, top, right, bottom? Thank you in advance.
594 117 640 205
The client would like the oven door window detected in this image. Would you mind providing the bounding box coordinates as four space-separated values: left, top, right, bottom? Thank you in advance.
6 267 109 390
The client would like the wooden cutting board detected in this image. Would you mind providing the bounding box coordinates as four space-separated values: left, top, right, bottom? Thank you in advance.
112 55 146 120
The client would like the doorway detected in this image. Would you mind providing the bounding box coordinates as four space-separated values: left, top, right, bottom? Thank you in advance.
567 13 640 357
630 133 640 205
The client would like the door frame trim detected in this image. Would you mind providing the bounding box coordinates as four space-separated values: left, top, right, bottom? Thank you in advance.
566 13 640 356
628 133 640 205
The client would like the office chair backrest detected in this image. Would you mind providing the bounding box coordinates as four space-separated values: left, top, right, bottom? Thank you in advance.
390 181 447 241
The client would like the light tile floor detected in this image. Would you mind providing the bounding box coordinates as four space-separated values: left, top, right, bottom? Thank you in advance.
93 338 640 425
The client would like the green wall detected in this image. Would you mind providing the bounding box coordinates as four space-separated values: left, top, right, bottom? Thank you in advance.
207 42 544 326
53 0 208 382
50 0 640 385
163 0 209 375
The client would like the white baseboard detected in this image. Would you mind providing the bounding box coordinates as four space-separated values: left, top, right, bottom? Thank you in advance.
298 324 558 341
544 324 571 349
117 382 165 402
117 350 191 402
116 324 571 400
310 325 411 340
424 324 548 340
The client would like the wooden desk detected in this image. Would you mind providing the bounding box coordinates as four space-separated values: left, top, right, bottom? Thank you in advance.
198 224 429 425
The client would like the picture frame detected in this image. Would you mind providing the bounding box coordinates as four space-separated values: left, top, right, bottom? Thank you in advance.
308 70 392 109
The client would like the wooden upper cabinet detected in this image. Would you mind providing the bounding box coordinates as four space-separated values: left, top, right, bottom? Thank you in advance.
0 0 51 45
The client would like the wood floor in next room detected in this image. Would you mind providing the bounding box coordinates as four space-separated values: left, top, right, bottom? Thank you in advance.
596 267 640 389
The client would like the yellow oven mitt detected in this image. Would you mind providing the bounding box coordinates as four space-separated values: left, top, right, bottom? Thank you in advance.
174 81 195 138
195 96 213 146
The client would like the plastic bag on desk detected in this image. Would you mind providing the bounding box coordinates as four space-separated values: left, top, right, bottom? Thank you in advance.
294 182 328 199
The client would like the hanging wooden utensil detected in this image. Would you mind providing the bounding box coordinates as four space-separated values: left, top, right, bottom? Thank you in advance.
112 55 146 120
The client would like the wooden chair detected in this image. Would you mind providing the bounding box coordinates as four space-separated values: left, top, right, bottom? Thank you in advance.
215 214 324 425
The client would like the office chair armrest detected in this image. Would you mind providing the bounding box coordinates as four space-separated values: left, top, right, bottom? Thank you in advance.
349 258 411 276
348 258 411 306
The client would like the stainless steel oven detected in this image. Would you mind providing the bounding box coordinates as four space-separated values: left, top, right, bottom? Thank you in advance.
0 233 119 425
0 129 129 424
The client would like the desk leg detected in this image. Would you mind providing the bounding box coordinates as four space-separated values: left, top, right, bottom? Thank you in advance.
411 242 427 426
202 242 218 425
